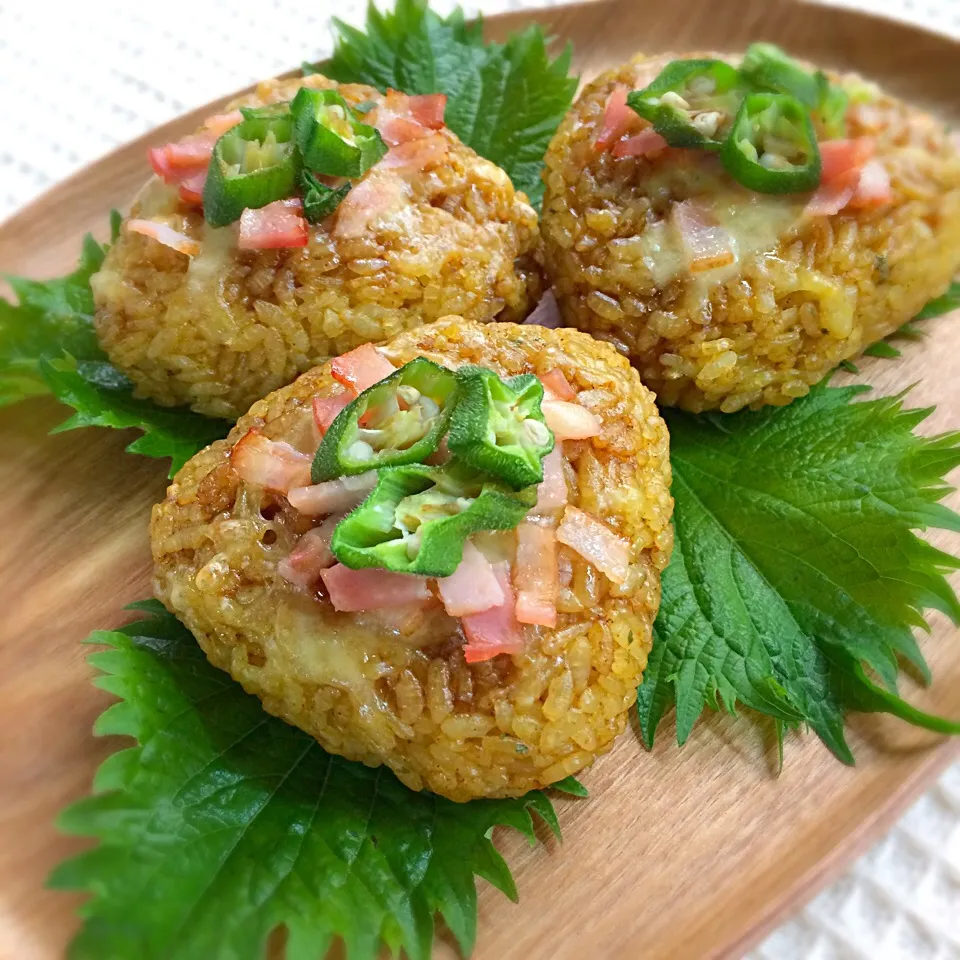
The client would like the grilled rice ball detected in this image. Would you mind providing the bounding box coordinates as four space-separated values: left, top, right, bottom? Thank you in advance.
541 53 960 412
151 319 673 801
93 74 541 420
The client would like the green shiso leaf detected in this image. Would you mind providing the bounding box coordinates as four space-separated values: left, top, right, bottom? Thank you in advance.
639 383 960 763
861 281 958 359
50 601 560 960
0 227 229 475
323 0 578 207
914 280 960 321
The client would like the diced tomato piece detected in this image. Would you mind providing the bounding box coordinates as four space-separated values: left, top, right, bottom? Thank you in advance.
514 522 558 627
330 342 395 395
287 472 377 517
380 134 449 173
539 368 577 402
557 506 631 585
238 199 309 250
278 518 340 588
321 564 431 612
848 159 893 209
595 85 637 152
612 129 669 159
230 428 312 493
438 541 505 617
462 563 526 663
541 400 602 441
312 394 351 437
819 138 874 183
535 446 568 514
407 94 447 130
126 219 200 257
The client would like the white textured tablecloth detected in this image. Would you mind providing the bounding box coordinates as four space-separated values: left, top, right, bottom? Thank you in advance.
3 2 960 958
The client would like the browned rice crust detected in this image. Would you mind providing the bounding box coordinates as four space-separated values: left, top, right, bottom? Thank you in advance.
540 53 960 412
93 75 541 419
150 319 674 801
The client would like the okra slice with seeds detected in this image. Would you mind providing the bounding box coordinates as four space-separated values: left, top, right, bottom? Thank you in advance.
312 358 459 483
331 461 536 577
447 367 554 490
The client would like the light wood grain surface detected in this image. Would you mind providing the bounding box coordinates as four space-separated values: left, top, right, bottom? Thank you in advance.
1 1 958 958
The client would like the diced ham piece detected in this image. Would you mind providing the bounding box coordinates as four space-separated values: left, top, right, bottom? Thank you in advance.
437 541 505 617
805 137 890 217
177 169 207 205
407 94 447 130
557 506 631 585
671 200 736 274
805 169 860 217
372 91 446 145
312 394 352 437
818 138 874 182
535 446 568 513
612 129 669 159
524 289 562 329
514 522 558 627
147 147 180 183
334 171 411 239
287 471 378 517
126 219 200 257
380 134 449 173
541 400 602 441
330 342 395 395
461 563 526 663
848 159 893 209
321 564 431 612
594 85 637 152
238 199 309 250
203 110 244 136
538 368 577 402
158 131 219 170
277 518 340 588
231 429 312 493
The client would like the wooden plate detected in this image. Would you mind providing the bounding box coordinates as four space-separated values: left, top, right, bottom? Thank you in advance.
2 0 959 957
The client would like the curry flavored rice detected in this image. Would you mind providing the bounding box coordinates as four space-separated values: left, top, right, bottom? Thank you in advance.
541 53 960 413
151 320 674 801
93 74 541 420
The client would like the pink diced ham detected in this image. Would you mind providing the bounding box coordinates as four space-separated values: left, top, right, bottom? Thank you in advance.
287 472 378 516
312 394 352 438
126 219 200 257
277 518 340 588
461 563 526 663
556 506 631 585
238 199 309 250
320 564 431 612
538 368 577 402
514 522 558 628
330 343 396 395
230 428 312 493
535 446 568 514
437 541 506 617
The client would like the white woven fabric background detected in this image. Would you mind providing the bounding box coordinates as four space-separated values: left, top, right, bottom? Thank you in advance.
2 1 960 958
